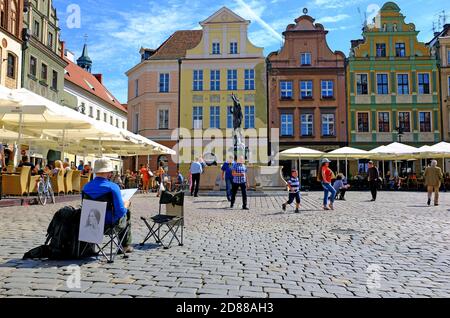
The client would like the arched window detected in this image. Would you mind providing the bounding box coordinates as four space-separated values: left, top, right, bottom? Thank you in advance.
10 1 17 36
7 53 16 79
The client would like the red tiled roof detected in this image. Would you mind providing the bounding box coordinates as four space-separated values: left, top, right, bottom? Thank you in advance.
150 30 203 59
64 58 127 113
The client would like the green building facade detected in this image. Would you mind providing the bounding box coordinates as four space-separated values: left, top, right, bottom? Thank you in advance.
347 2 441 150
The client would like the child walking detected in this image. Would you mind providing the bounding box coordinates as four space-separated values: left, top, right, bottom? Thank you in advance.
282 169 301 213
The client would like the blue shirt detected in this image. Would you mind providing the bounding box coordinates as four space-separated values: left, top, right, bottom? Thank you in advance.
232 163 247 184
190 162 203 174
288 177 300 193
221 162 233 180
177 173 184 184
333 179 344 191
82 177 127 225
77 164 84 171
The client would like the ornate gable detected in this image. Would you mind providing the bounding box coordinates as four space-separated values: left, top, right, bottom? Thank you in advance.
200 6 248 25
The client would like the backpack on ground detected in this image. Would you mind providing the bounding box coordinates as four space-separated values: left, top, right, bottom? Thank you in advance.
23 206 97 260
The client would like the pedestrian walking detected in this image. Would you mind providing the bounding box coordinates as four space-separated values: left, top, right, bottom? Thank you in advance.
368 161 380 202
318 158 336 210
221 156 234 202
282 169 301 213
424 160 443 206
230 156 249 210
190 158 203 197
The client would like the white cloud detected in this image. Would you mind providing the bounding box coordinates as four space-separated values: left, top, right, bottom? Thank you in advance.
316 14 350 24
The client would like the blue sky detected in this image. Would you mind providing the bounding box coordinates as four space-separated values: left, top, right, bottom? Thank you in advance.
53 0 449 103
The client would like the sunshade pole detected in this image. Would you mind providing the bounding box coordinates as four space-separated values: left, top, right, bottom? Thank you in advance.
346 157 348 178
15 113 24 166
61 129 66 161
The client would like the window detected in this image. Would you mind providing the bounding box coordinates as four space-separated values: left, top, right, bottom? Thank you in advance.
104 113 107 123
210 106 220 129
227 106 233 129
322 114 335 137
301 114 314 136
397 74 409 95
418 73 430 95
244 69 255 90
300 53 311 66
280 114 293 136
396 43 406 57
227 70 237 90
110 116 113 125
377 74 389 95
321 81 334 99
378 112 390 132
48 32 53 48
7 53 15 79
357 112 369 132
10 0 17 35
96 109 100 120
159 109 169 129
280 81 293 99
89 106 93 117
244 106 255 129
356 74 368 95
300 81 313 99
398 112 411 132
41 63 47 81
30 56 37 77
419 112 431 132
210 70 220 91
376 43 386 57
230 42 238 54
448 76 450 96
448 50 450 65
51 70 58 90
159 73 169 93
133 113 139 133
135 79 139 97
0 0 5 28
122 122 125 129
193 107 203 129
33 20 40 38
116 118 119 128
193 70 203 91
212 42 220 55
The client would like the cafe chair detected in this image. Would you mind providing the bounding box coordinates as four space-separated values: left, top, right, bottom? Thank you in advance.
1 166 31 196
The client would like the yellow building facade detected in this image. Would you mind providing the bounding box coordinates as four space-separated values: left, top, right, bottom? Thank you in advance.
179 7 267 167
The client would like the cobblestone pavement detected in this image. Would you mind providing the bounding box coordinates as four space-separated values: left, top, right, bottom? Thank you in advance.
0 191 450 298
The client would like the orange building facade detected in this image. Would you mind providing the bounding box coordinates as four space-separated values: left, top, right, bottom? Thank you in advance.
268 14 347 172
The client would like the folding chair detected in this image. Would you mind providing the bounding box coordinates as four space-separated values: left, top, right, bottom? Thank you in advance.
80 191 130 263
140 191 184 249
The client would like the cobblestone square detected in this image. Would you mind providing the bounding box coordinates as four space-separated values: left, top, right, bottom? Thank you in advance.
0 191 449 298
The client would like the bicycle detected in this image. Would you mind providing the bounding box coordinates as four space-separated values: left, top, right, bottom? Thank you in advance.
37 174 55 205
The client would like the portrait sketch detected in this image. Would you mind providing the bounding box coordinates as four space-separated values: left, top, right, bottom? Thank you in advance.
79 200 107 244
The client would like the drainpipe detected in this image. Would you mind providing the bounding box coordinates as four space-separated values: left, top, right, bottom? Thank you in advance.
177 58 182 171
266 57 271 166
344 57 349 147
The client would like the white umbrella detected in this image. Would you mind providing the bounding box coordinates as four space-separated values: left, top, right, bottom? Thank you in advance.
427 142 450 172
280 147 324 173
327 147 370 177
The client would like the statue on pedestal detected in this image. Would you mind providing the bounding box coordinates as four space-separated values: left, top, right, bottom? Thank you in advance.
230 93 246 161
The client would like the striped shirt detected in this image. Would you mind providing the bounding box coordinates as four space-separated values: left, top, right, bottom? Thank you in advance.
232 163 247 184
288 177 300 193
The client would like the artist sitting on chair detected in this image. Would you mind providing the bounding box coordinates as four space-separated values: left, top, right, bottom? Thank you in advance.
83 158 133 254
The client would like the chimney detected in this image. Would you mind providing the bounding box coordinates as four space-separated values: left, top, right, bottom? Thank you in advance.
93 74 103 84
